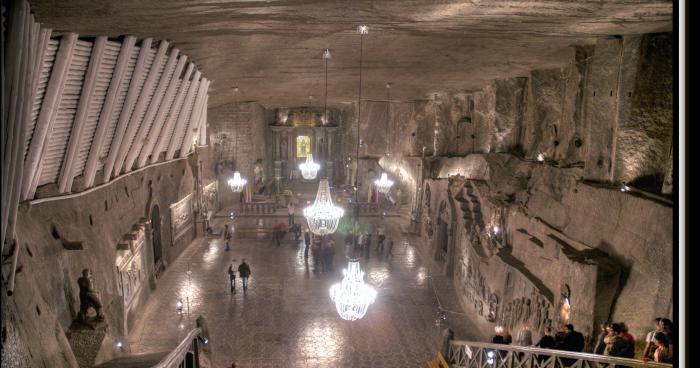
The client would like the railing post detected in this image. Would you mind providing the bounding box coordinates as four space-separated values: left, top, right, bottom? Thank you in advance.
193 337 200 368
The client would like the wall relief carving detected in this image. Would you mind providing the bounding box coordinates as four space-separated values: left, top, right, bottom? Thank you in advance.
170 194 194 241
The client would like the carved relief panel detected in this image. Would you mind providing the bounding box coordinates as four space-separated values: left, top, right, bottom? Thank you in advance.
170 194 194 242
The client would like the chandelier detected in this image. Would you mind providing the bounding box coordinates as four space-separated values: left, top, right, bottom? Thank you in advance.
303 178 344 235
227 171 247 192
329 260 377 321
374 172 394 194
299 154 320 180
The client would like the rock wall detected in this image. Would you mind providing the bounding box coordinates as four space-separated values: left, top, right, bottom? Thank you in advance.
418 154 672 346
2 148 212 367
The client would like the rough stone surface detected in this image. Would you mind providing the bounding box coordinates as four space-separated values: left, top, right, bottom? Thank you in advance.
27 1 672 108
4 148 213 368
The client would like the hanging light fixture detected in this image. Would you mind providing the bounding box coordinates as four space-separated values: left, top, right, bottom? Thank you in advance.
374 172 394 194
322 48 331 125
330 260 377 321
228 172 247 192
303 178 344 235
227 134 247 192
299 154 320 180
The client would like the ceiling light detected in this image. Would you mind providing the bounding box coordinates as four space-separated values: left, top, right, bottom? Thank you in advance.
303 178 344 235
299 154 320 180
329 260 377 321
228 172 247 192
374 173 394 194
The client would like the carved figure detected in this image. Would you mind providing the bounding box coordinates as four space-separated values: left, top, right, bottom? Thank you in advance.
77 269 104 322
524 298 532 322
487 293 498 322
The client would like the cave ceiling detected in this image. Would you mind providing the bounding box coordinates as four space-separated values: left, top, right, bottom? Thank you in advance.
28 0 672 109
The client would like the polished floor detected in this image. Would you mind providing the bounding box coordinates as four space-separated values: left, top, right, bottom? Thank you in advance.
126 214 481 367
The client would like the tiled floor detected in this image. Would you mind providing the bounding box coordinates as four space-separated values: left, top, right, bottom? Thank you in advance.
127 213 481 367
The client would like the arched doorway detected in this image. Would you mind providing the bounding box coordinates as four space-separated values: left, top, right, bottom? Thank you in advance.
150 205 163 266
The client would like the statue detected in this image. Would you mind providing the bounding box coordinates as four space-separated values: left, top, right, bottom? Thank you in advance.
77 269 104 322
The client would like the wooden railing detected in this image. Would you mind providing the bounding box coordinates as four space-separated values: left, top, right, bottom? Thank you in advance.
151 328 204 368
448 340 673 368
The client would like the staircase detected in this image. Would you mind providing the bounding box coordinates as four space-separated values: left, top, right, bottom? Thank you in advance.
66 321 107 368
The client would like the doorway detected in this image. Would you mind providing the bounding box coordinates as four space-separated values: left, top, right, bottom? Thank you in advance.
151 205 163 266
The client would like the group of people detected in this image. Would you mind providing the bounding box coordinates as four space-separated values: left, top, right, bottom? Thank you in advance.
491 317 674 364
306 230 336 273
227 259 251 294
348 224 395 258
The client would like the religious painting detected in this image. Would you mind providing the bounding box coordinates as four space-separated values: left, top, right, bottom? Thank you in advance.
297 136 312 158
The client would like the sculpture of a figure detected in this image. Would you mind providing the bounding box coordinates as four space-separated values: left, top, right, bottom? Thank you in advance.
524 298 532 321
487 293 498 322
77 268 104 322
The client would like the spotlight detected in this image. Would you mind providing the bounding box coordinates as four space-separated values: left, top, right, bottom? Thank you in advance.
537 153 545 162
116 340 124 349
620 183 630 192
229 212 236 219
198 336 209 344
492 226 500 235
176 299 184 312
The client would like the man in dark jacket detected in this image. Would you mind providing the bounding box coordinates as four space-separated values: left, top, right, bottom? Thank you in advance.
238 259 251 292
555 324 585 366
304 229 311 259
228 262 237 293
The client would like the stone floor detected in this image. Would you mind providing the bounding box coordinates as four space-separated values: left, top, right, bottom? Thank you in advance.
126 212 482 367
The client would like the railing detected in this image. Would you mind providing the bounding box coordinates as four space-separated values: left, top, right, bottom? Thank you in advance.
241 201 277 214
151 328 203 368
448 340 673 368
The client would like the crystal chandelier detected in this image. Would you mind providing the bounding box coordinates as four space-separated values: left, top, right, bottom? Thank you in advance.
303 178 344 235
374 172 394 194
227 171 247 192
329 260 377 321
299 154 320 180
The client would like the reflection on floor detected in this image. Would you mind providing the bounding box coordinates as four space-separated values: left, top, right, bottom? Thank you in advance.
127 211 481 367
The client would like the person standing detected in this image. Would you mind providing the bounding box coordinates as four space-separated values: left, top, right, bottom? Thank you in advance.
594 322 611 355
287 201 295 225
603 323 629 358
224 224 232 251
376 224 386 253
327 238 336 272
238 259 251 292
386 236 394 258
643 318 663 361
227 262 237 294
311 235 322 273
304 229 311 259
652 332 673 363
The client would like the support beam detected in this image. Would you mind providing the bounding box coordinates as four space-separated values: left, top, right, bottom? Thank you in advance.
102 38 153 184
166 70 201 160
148 62 195 165
83 36 136 189
58 36 107 193
21 33 78 200
113 40 169 175
199 95 208 146
136 55 188 168
179 79 209 157
123 47 179 171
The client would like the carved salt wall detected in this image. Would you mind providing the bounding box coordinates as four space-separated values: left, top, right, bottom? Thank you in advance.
202 181 218 213
115 218 152 336
170 193 194 248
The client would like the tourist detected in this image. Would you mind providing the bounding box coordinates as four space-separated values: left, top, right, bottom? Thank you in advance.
554 324 584 367
652 332 673 363
643 318 663 361
535 327 555 349
304 229 311 259
593 322 610 355
287 201 295 225
553 323 566 347
238 259 251 292
603 323 629 357
516 323 533 346
227 262 237 294
386 236 394 257
376 224 386 252
224 224 232 251
502 327 513 345
327 238 336 272
661 318 674 345
491 326 505 344
312 235 322 273
619 322 636 358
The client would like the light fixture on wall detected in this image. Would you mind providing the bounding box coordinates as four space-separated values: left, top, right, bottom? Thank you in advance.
299 154 320 180
303 178 344 235
329 260 377 321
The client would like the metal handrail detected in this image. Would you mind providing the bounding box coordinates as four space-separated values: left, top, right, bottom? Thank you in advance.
449 340 673 368
151 328 202 368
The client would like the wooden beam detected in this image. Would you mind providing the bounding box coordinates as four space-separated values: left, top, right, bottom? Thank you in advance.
136 54 187 168
83 36 136 189
123 46 178 171
150 62 194 164
21 33 78 200
179 78 209 157
199 94 208 146
102 38 152 183
58 36 107 193
113 40 169 175
165 70 201 160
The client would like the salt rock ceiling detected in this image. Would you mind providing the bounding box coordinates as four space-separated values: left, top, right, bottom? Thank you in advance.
29 0 673 109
